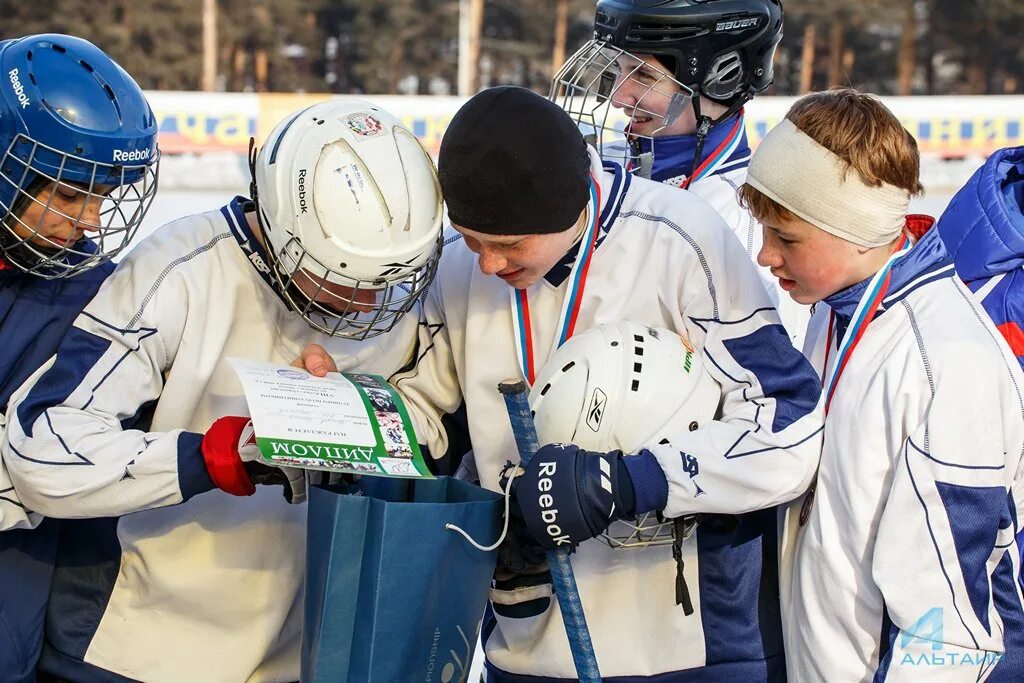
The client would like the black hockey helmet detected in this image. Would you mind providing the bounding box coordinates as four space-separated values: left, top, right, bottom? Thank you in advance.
593 0 784 106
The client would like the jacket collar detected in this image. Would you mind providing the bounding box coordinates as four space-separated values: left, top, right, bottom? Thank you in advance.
635 112 751 184
825 227 954 337
543 149 631 287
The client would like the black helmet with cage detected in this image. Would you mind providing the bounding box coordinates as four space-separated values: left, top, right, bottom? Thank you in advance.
549 0 782 181
594 0 783 117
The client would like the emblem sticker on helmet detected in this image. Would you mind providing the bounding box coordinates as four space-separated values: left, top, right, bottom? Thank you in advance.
345 113 385 139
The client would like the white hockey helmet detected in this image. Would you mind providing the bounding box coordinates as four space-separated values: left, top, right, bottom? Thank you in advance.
529 320 722 547
252 99 443 338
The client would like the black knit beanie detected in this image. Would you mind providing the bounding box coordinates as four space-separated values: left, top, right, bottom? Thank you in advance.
438 86 591 235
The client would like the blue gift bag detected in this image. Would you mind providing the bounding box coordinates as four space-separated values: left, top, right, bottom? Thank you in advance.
302 476 502 683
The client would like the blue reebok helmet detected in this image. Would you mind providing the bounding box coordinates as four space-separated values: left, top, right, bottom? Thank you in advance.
0 34 160 278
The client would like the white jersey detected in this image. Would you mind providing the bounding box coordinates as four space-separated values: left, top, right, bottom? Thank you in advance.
780 228 1024 681
680 164 811 349
2 198 417 683
605 129 811 347
395 155 824 680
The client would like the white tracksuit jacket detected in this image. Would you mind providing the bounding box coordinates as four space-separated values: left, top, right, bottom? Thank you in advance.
780 227 1024 681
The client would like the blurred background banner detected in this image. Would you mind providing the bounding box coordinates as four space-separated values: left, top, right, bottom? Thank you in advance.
8 0 1024 192
145 91 1024 158
8 0 1017 222
147 92 260 154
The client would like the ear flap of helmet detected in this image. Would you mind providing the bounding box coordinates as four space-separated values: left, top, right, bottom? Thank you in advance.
702 50 745 101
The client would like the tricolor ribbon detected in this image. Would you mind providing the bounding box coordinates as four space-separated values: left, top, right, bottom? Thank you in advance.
823 234 911 413
799 233 912 527
510 175 601 385
683 111 746 189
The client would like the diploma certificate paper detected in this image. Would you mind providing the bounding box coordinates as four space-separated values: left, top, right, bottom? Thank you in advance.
229 358 433 479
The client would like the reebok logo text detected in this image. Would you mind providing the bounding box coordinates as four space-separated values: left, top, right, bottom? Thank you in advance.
297 169 308 214
113 148 150 162
537 462 571 545
8 69 29 109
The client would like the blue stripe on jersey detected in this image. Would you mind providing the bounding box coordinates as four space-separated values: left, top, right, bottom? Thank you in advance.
598 162 628 228
223 197 280 297
697 508 784 668
16 326 113 438
485 656 785 682
878 267 957 317
988 529 1024 680
178 431 214 500
874 605 899 682
39 518 124 678
721 324 820 433
936 481 1011 632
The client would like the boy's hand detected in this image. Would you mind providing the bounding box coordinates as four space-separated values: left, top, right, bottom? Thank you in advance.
504 443 636 552
292 343 338 377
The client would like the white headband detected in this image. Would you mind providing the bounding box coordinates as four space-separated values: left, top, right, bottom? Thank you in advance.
746 118 911 247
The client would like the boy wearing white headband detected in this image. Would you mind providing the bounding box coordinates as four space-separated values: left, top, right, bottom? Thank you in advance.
741 89 1024 680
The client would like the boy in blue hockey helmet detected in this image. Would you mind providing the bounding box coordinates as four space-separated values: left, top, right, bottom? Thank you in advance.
0 33 159 683
0 33 159 279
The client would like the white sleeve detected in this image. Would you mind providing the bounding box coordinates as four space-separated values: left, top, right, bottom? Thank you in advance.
389 279 464 469
1 250 210 519
871 344 1020 680
0 411 42 531
645 218 824 518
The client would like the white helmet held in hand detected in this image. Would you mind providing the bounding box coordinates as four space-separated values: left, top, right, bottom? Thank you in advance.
529 320 722 547
252 99 443 339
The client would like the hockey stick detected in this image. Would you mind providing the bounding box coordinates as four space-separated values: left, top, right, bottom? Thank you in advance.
498 379 602 682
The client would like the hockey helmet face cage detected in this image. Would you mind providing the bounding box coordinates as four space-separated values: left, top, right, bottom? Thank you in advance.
0 34 160 279
550 40 693 172
529 321 722 549
592 0 783 108
253 100 443 340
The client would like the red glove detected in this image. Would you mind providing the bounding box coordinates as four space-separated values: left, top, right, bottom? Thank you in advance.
201 416 308 503
201 416 257 497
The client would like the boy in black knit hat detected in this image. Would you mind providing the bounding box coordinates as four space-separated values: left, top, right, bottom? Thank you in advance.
300 85 823 681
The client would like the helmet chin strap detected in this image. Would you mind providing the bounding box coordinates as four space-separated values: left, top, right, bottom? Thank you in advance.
681 89 752 190
683 96 712 191
246 136 274 251
247 136 260 215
